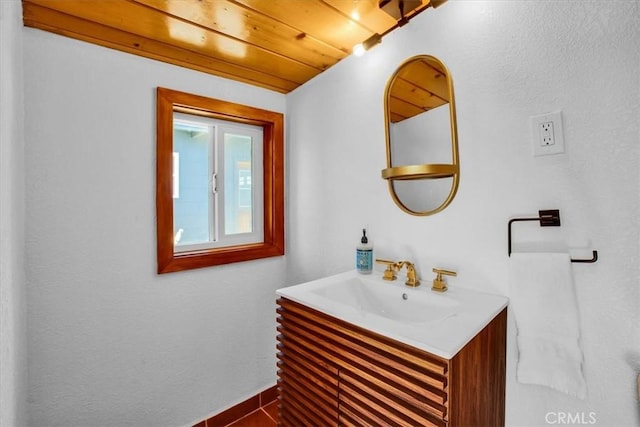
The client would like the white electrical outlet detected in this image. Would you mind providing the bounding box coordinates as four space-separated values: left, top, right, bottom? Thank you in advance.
539 121 555 146
530 111 564 156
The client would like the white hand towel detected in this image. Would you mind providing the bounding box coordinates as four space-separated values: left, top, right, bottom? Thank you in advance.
509 252 587 399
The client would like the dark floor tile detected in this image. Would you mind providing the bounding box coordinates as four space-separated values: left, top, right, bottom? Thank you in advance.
263 401 278 423
194 384 278 427
227 409 276 427
205 395 260 427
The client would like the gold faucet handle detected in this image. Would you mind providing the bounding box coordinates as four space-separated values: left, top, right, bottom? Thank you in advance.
432 268 456 292
375 259 397 281
433 268 457 278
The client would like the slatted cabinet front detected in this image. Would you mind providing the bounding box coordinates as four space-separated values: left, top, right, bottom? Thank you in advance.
276 298 450 426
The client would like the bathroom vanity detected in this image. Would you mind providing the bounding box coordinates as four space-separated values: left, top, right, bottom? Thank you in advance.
275 271 508 426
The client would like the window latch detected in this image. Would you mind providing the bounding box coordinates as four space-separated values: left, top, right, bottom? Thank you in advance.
211 173 218 194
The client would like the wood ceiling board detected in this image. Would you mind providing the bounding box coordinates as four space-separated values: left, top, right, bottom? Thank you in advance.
391 78 447 110
22 0 440 93
388 96 425 122
24 0 319 85
234 0 373 53
133 0 345 69
389 112 405 122
22 2 299 93
397 59 449 100
322 0 398 34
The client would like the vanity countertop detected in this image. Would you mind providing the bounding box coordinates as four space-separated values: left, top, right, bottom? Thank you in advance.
276 270 508 359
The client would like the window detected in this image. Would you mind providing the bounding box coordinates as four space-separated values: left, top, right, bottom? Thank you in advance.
157 87 284 273
172 114 263 251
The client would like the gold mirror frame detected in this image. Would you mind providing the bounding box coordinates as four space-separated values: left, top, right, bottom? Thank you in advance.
382 55 459 216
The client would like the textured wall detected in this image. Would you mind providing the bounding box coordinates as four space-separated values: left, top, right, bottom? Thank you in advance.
0 1 27 426
16 1 640 426
287 1 639 425
23 30 286 426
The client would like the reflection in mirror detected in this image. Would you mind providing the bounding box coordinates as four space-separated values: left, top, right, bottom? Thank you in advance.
382 55 459 216
392 178 454 213
391 102 451 165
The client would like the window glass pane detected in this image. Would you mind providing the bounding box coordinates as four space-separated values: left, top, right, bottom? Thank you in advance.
224 133 253 235
173 122 212 247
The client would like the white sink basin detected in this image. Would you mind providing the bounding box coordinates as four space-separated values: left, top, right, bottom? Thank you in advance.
311 275 460 324
276 270 508 359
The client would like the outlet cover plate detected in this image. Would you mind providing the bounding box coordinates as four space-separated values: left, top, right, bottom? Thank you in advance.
530 111 564 156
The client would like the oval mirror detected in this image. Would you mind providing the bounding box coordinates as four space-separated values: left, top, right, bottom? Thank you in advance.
382 55 459 216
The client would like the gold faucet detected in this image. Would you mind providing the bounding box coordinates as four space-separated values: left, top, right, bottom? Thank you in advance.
431 268 457 292
375 259 397 281
375 259 420 287
396 261 420 287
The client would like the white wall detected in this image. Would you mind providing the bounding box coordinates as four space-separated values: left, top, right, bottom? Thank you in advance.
287 1 639 425
0 1 27 426
23 29 286 426
14 1 640 426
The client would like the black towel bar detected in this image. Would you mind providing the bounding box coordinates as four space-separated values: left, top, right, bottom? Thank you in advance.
508 209 598 263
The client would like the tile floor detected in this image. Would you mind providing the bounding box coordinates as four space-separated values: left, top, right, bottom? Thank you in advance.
194 385 278 427
226 401 278 427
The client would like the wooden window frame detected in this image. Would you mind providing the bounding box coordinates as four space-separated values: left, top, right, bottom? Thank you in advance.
156 87 284 274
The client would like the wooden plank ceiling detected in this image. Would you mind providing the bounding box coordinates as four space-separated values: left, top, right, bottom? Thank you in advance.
22 0 435 94
388 56 449 123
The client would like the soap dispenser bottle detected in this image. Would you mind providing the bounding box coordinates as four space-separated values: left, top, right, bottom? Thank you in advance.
356 229 373 274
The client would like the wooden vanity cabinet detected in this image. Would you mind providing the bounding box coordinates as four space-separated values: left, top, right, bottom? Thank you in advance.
276 298 506 427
